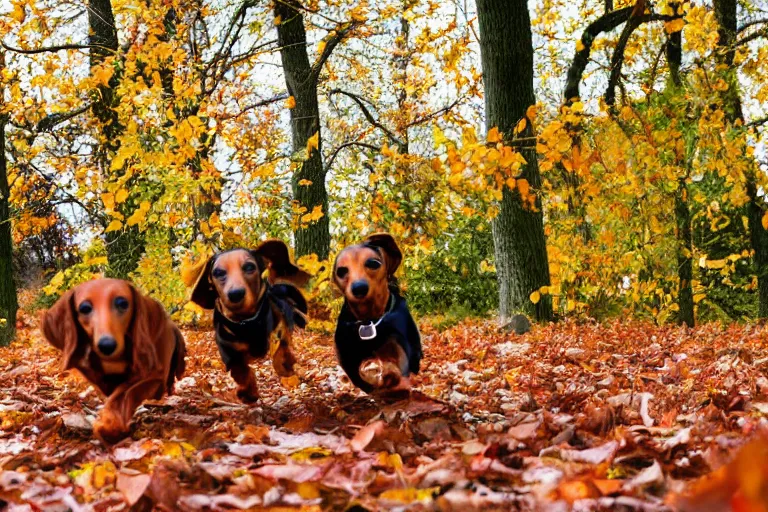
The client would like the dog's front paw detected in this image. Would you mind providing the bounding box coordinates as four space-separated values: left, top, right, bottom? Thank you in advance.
94 409 129 444
236 380 260 403
273 345 296 377
360 358 403 390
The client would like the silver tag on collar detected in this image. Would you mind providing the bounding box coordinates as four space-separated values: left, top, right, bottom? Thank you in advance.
359 323 377 340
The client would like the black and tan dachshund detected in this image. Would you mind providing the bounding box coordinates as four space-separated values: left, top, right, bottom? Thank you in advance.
333 233 422 393
187 241 310 403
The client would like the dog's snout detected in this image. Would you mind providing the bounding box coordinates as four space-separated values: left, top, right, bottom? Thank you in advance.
97 336 118 356
227 288 246 304
351 280 369 298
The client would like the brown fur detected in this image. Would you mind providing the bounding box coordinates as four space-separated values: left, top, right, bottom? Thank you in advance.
41 279 186 443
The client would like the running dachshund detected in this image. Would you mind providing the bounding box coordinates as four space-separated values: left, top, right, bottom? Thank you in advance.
187 241 310 403
333 233 422 393
41 279 186 443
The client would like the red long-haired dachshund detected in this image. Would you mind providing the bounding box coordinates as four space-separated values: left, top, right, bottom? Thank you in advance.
188 240 310 403
333 233 422 393
41 279 186 443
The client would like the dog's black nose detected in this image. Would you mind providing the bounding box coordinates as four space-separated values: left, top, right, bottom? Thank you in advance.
351 280 369 298
227 288 246 303
97 336 118 356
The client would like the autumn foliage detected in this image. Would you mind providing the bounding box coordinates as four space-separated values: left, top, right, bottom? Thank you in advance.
2 0 768 508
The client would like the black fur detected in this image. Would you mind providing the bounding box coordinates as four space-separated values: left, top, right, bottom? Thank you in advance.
334 291 422 393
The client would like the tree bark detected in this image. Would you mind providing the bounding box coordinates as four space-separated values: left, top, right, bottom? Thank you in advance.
712 0 767 316
476 0 552 322
675 180 694 326
0 52 18 346
274 0 330 260
665 13 693 326
87 0 144 278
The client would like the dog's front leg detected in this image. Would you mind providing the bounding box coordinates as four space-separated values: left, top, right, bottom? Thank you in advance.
228 359 259 403
359 339 410 391
95 378 165 443
272 320 296 378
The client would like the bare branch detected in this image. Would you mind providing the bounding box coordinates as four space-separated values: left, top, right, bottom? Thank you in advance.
311 21 359 82
605 4 681 107
328 89 405 148
203 0 257 87
738 18 768 32
736 28 768 46
326 141 380 170
220 93 289 121
1 40 111 55
407 98 463 128
748 115 768 128
35 103 93 132
564 6 634 103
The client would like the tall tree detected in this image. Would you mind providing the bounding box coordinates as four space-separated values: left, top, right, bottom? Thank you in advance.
274 1 355 260
88 0 145 277
713 0 768 317
666 5 694 327
0 51 18 346
476 0 552 322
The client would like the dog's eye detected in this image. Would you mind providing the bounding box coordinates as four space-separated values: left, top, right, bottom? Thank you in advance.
243 262 257 273
365 259 382 270
212 268 227 279
335 266 349 279
114 296 130 312
78 301 93 315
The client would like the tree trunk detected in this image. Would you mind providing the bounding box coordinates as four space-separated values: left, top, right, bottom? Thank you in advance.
713 0 767 316
665 16 693 326
0 52 18 346
476 0 552 322
88 0 144 277
675 181 694 326
274 0 330 260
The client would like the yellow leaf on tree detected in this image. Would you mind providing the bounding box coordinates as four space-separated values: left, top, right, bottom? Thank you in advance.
126 202 151 227
84 256 109 266
11 2 25 23
105 219 123 233
575 39 585 52
530 290 541 304
285 96 296 109
306 132 319 156
517 178 530 198
297 179 313 186
101 193 115 211
526 104 538 122
92 64 114 87
115 189 129 204
274 14 282 25
762 211 768 230
514 117 527 134
665 18 685 34
487 127 502 143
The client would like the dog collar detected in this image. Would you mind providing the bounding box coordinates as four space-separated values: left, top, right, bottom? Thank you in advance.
356 293 395 341
215 284 269 330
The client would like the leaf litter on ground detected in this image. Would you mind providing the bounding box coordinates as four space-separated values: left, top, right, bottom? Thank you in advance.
2 318 768 510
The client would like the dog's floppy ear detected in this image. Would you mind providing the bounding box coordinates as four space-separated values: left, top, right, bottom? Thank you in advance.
186 255 217 309
41 288 82 370
129 285 164 375
251 240 311 287
364 233 403 277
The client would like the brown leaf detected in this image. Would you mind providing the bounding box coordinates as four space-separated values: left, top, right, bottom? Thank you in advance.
116 469 151 506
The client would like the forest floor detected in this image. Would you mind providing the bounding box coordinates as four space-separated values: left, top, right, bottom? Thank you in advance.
2 307 768 511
